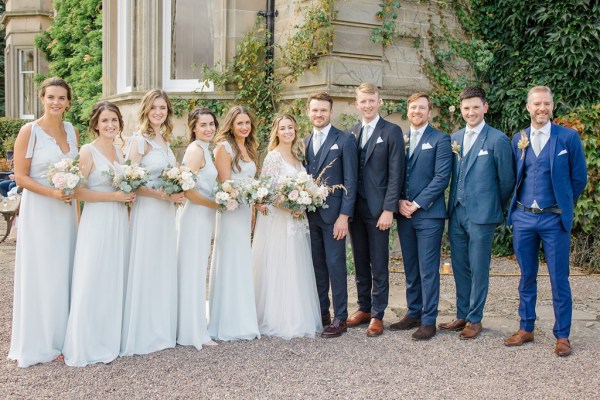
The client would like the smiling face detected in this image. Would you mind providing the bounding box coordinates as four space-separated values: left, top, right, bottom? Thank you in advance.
148 97 168 128
232 113 252 140
460 96 488 129
194 114 217 142
308 99 332 130
276 117 296 145
96 109 121 140
407 96 432 129
41 85 70 117
355 91 382 123
526 90 554 129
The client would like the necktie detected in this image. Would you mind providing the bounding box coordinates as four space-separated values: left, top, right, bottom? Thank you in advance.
409 129 420 157
531 130 541 156
313 131 323 154
463 130 476 155
361 125 371 148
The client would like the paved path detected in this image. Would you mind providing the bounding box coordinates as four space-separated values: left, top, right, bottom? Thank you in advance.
1 237 598 399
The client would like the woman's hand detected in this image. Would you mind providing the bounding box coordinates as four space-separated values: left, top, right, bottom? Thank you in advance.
54 189 73 203
113 191 136 203
168 192 185 204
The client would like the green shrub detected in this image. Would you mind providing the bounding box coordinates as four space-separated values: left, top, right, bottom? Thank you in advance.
0 118 29 156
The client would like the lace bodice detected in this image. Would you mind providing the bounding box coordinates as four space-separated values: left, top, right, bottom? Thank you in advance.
182 140 218 199
126 132 176 186
85 144 123 193
260 151 303 185
215 141 256 180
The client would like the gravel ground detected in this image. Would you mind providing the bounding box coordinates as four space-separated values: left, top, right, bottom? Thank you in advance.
1 235 599 399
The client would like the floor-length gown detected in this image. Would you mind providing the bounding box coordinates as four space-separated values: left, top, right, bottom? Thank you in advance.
63 144 129 366
252 151 322 339
207 141 260 341
176 140 217 349
120 133 178 355
8 121 78 368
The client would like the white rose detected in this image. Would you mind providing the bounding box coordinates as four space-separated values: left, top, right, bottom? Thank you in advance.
65 173 81 189
257 187 269 198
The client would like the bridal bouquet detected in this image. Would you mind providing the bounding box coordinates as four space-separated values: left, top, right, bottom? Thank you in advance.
214 179 243 212
157 165 197 194
277 171 331 220
44 155 86 204
240 176 275 215
104 160 149 206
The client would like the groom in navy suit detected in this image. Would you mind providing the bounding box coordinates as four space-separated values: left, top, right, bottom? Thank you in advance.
504 86 587 357
438 87 515 339
304 92 358 338
347 83 405 337
389 93 451 340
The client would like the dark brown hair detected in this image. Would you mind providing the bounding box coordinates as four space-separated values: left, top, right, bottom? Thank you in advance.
88 101 124 144
460 86 487 103
213 106 259 172
307 92 333 109
188 107 219 144
39 77 72 101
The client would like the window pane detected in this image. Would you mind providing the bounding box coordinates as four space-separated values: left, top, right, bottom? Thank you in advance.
171 0 214 79
22 49 34 73
22 73 35 116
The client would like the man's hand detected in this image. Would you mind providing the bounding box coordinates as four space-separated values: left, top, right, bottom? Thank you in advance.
376 210 393 230
399 199 418 218
333 214 349 240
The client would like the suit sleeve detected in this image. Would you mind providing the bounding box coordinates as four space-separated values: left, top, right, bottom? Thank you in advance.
413 133 452 211
569 131 588 202
494 133 516 211
382 124 405 212
340 133 358 216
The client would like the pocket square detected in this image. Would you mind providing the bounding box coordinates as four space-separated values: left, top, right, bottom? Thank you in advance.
421 143 433 150
330 144 339 150
478 150 489 156
558 149 568 156
376 137 384 144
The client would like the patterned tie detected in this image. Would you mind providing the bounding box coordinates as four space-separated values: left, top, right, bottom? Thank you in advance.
463 130 476 155
313 131 323 154
409 129 420 157
361 125 371 148
531 130 541 156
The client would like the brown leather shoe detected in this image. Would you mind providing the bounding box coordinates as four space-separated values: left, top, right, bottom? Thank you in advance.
459 322 482 340
321 311 331 326
347 310 371 328
555 338 572 357
320 318 347 338
504 329 534 347
438 318 467 331
411 324 436 340
388 315 421 331
366 318 384 337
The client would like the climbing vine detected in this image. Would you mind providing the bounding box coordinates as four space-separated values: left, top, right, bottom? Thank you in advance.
371 0 402 46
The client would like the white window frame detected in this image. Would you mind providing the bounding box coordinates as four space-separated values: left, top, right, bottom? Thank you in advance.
18 48 35 120
117 0 133 93
161 0 213 92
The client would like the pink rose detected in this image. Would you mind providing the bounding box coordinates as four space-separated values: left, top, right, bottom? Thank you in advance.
52 173 67 189
226 199 239 211
288 190 299 201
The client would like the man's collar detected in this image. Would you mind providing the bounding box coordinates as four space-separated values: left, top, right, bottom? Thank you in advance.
410 123 428 134
465 119 486 134
362 114 380 130
530 121 551 136
314 123 332 135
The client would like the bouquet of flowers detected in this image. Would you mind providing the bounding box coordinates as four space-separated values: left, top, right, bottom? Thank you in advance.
44 155 86 204
277 171 331 220
214 179 243 212
156 165 197 205
239 176 275 215
104 160 149 206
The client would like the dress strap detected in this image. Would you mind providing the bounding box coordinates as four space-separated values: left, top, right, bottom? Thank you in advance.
125 132 149 159
215 141 234 158
63 121 78 152
24 123 37 159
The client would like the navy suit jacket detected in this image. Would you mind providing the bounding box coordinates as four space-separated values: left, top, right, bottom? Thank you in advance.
400 125 451 219
304 126 358 225
350 117 405 217
506 123 587 231
448 124 515 224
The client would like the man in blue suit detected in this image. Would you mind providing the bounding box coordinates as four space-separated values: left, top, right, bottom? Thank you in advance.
347 83 405 337
304 92 358 338
438 87 515 339
389 93 451 340
504 86 587 357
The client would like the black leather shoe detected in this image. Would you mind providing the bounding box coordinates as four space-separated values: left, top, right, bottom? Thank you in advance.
321 318 347 338
411 324 436 340
388 315 421 331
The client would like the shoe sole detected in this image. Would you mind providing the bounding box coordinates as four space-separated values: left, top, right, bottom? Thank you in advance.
388 322 421 331
439 325 466 332
504 338 534 347
459 333 480 340
366 330 383 337
411 334 435 341
320 328 348 338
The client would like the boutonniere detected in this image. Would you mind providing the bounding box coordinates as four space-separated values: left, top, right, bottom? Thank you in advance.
403 134 410 153
517 130 529 160
451 141 461 161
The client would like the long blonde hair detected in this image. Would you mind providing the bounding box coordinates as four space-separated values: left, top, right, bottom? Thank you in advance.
137 89 174 141
213 106 258 172
267 114 302 162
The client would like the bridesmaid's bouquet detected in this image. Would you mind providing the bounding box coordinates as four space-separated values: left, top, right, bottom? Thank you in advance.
240 177 275 215
214 179 243 212
44 155 86 205
104 160 149 206
277 171 331 220
157 165 197 206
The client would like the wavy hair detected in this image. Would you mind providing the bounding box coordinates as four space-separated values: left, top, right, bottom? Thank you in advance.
137 89 174 141
267 114 302 162
213 106 258 172
188 107 219 144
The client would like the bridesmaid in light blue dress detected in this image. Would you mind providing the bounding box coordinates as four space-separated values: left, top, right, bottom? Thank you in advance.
121 90 185 356
176 108 219 349
8 78 79 367
208 106 260 341
62 102 134 366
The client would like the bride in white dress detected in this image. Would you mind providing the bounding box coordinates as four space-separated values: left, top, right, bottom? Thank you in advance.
8 78 79 367
252 114 322 339
121 90 185 356
63 102 134 366
208 106 260 341
176 108 219 349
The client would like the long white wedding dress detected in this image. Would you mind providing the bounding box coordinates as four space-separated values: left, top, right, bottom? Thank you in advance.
252 151 322 339
207 141 260 341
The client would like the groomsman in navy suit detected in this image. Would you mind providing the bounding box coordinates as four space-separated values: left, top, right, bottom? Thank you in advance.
504 86 587 357
438 87 515 339
347 83 405 337
389 93 451 340
304 92 358 338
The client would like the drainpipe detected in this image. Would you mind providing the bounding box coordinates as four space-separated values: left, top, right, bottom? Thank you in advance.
258 0 278 82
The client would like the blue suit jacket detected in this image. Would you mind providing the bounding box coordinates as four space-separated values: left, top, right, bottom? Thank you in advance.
350 117 405 216
448 124 515 224
400 125 451 219
304 126 358 224
506 123 587 231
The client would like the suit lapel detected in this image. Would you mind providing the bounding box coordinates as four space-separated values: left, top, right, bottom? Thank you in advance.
548 123 558 181
465 125 488 175
409 125 431 168
317 128 339 171
365 118 385 162
516 128 530 189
